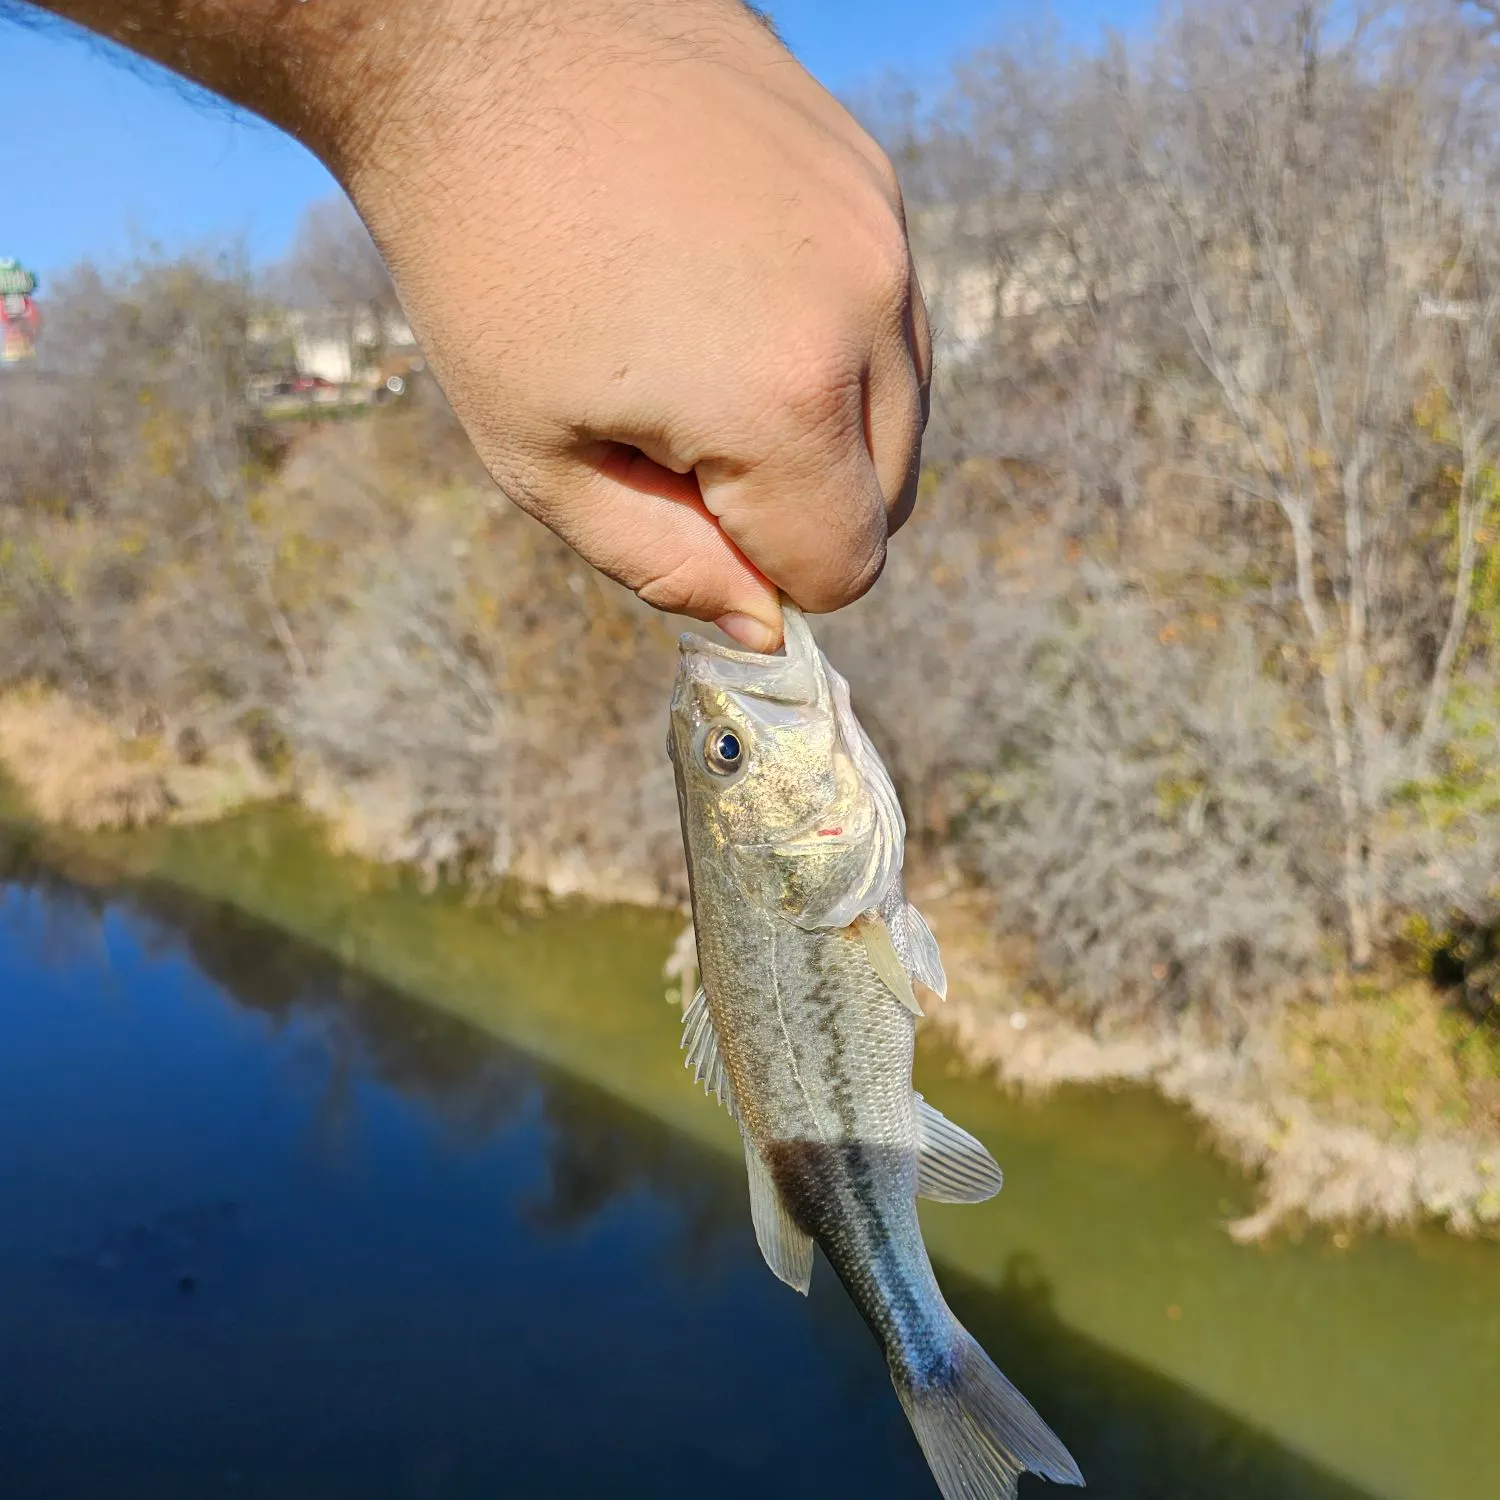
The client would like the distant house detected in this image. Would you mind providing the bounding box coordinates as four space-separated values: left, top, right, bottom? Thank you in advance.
908 197 1156 361
248 306 418 386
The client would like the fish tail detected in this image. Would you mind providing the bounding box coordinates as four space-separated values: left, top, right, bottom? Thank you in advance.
891 1321 1083 1498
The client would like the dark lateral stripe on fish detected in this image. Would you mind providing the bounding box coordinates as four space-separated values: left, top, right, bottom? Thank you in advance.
762 1138 950 1377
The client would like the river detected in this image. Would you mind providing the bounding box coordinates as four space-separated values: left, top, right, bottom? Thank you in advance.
0 809 1495 1500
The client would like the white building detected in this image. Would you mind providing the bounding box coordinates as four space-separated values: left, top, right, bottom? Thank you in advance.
249 306 418 385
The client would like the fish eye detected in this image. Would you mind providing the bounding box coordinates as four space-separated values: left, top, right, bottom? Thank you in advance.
702 725 745 776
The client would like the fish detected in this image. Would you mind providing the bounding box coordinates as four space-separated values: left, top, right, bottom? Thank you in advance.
667 602 1083 1500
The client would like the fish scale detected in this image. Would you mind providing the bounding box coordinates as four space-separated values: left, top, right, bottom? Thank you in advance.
669 602 1082 1500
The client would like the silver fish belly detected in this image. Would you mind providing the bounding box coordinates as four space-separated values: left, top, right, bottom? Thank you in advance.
669 604 1082 1500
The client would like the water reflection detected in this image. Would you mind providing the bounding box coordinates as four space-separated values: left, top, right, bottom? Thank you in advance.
0 828 743 1267
0 833 1395 1499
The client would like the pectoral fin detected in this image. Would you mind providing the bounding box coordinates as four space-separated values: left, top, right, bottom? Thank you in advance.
916 1095 1004 1203
680 986 735 1116
860 915 924 1015
743 1136 814 1294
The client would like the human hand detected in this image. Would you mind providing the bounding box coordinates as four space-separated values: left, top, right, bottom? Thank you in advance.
36 0 931 650
337 0 930 649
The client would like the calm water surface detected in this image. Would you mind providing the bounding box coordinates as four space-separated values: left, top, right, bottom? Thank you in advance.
0 824 1495 1500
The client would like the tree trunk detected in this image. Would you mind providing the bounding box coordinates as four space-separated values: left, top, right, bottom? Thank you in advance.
1416 436 1487 775
1342 435 1382 958
1285 498 1374 969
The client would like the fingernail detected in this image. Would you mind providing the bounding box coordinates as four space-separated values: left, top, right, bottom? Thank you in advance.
716 612 779 653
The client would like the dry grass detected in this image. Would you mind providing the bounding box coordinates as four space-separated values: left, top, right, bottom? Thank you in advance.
0 689 173 831
1281 979 1500 1138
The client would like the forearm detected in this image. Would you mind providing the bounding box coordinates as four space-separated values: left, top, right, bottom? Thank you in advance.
22 1 773 181
18 0 478 178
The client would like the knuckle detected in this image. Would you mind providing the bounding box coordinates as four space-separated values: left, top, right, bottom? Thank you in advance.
797 478 890 612
872 152 905 213
860 215 914 304
848 117 906 210
853 531 889 599
914 298 934 376
774 352 864 443
800 528 887 614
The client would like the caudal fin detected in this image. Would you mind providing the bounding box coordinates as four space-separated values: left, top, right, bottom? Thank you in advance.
893 1327 1083 1498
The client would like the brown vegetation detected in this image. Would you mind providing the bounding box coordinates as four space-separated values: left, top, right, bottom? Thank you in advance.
0 691 171 831
5 1 1500 1233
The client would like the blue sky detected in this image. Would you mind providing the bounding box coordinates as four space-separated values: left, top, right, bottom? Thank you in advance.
0 1 1148 284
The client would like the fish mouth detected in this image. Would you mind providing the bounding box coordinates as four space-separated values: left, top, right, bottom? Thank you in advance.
676 630 776 665
676 602 825 707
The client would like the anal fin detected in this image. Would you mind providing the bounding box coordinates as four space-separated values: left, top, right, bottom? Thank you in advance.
916 1094 1004 1203
743 1136 814 1295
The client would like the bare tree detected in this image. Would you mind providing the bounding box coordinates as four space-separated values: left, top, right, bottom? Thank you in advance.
1117 0 1500 964
851 0 1500 996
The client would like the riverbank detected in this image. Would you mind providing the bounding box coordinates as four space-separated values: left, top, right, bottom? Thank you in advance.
3 687 1499 1241
921 892 1500 1242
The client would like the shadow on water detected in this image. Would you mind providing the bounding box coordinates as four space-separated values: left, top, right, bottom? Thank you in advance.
942 1263 1374 1500
0 830 1382 1500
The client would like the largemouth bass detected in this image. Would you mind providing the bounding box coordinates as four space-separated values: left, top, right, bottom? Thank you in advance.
668 604 1082 1500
